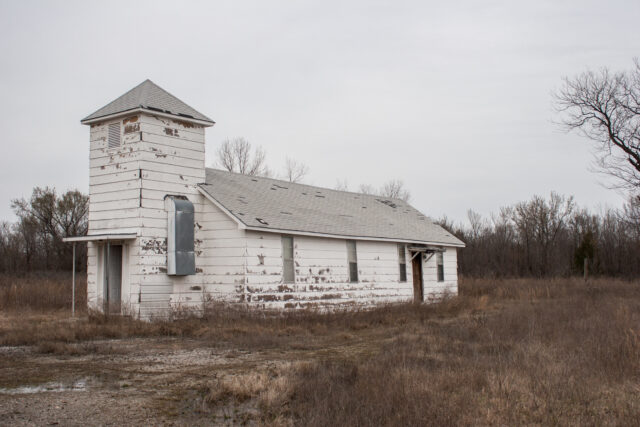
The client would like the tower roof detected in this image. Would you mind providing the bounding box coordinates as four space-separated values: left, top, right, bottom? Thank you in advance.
81 79 214 126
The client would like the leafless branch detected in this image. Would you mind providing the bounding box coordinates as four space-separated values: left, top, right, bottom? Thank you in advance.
215 138 270 177
554 59 640 190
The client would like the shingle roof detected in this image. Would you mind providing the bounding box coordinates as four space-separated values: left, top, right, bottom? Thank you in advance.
82 79 214 124
199 169 464 246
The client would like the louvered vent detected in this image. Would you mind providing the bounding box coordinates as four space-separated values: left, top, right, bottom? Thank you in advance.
108 123 121 149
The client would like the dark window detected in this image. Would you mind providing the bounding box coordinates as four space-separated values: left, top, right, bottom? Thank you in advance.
347 240 358 283
398 244 407 282
282 236 294 283
437 252 444 282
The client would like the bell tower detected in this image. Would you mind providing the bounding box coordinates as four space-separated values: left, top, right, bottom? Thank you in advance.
80 80 214 316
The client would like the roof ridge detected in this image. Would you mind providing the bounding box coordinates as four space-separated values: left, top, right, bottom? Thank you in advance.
203 167 409 204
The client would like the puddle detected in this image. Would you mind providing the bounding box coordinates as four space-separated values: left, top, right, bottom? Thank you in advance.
0 379 88 395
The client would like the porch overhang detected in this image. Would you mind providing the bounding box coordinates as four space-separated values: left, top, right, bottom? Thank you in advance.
407 245 445 253
62 233 138 243
408 245 445 260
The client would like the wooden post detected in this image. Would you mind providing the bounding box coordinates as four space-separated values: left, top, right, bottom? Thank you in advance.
105 241 110 313
583 257 588 282
72 242 76 317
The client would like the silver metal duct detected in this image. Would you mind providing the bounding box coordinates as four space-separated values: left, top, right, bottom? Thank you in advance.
165 196 196 275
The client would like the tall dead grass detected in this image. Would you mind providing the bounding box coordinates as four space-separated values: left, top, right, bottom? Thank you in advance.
192 277 640 425
1 276 639 424
261 277 640 426
0 272 86 312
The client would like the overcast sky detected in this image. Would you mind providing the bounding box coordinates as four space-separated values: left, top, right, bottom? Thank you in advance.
1 0 639 225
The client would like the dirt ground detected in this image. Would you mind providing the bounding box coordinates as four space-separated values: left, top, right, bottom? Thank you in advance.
0 329 383 426
2 278 639 426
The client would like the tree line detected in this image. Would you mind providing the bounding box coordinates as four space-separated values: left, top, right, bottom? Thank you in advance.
0 188 88 273
3 59 639 276
1 185 638 279
438 192 640 278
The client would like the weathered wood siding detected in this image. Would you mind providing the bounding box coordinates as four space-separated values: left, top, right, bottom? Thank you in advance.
422 247 458 300
87 116 146 311
241 232 416 308
168 198 247 309
87 113 221 317
85 114 459 316
133 114 207 317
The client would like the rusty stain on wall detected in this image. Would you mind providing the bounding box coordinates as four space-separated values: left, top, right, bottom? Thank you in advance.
124 123 140 134
123 116 139 124
141 238 167 254
164 127 179 137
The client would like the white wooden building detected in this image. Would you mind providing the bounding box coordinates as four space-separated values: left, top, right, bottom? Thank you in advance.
64 80 465 318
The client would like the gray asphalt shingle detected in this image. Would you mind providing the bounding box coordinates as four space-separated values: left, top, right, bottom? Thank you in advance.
82 79 214 124
199 169 464 246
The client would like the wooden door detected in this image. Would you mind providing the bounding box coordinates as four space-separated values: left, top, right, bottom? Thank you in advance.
104 244 123 314
412 252 423 303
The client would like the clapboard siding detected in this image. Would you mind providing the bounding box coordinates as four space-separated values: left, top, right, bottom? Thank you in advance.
84 110 461 318
87 113 211 318
241 233 414 308
137 115 206 317
423 248 458 299
168 199 246 309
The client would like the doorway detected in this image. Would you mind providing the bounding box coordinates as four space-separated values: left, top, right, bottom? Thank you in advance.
104 244 122 314
412 252 423 303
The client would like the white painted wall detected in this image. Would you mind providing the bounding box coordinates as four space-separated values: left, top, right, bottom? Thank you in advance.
422 247 458 300
87 113 211 317
239 231 457 309
85 114 460 317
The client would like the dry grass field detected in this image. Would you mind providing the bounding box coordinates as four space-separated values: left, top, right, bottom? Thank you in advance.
1 275 639 426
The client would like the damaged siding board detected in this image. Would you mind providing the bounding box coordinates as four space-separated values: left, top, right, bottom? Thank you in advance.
138 161 205 180
142 142 206 161
89 170 140 186
89 199 140 212
90 180 140 194
139 132 205 152
138 115 206 142
141 170 204 185
240 233 413 306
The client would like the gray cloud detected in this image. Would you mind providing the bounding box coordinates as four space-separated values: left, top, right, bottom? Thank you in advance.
1 0 638 224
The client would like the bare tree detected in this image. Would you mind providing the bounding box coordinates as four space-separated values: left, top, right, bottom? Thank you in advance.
12 187 88 243
11 187 88 271
216 137 270 176
356 180 411 202
509 193 575 276
379 179 411 202
358 184 376 195
555 60 640 189
334 179 349 192
622 193 640 233
282 157 309 183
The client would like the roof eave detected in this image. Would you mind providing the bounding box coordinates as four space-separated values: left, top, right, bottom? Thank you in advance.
241 225 466 247
81 107 215 127
197 186 465 247
62 233 138 243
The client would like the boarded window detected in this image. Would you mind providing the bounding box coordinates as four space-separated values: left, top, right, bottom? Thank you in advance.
398 244 407 282
437 252 444 282
282 236 294 284
108 123 121 149
347 240 358 283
